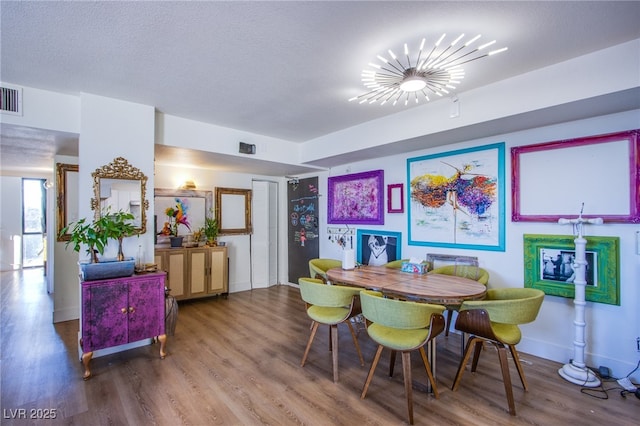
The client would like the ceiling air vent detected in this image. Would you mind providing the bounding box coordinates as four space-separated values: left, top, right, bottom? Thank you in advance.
1 85 23 116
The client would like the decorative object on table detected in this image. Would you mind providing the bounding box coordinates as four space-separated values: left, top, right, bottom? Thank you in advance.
160 198 191 247
192 227 204 245
356 229 401 266
348 33 507 107
400 259 427 274
327 170 384 225
452 288 545 416
511 129 639 223
408 142 505 251
523 234 619 305
556 205 605 388
387 183 404 213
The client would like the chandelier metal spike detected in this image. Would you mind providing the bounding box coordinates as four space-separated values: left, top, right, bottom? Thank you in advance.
349 33 507 106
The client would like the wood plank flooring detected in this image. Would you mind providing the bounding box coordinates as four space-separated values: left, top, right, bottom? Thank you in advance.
1 268 638 425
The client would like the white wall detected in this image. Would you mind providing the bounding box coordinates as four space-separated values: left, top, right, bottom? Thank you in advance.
304 109 640 383
52 155 79 322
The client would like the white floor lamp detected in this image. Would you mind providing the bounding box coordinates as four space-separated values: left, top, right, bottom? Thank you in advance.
557 205 603 387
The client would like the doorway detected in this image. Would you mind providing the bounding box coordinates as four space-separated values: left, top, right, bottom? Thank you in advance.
251 180 278 288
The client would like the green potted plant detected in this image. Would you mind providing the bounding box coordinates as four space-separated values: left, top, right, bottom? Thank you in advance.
100 209 136 261
60 209 138 280
204 214 218 246
60 217 107 263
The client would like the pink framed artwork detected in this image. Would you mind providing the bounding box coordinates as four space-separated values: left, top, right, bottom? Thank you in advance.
387 183 404 213
511 129 639 223
327 169 384 225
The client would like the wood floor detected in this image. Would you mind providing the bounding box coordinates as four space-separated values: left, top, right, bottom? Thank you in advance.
1 268 637 425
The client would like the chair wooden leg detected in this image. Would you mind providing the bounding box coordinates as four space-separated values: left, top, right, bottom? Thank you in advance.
331 324 339 383
346 320 365 366
452 336 480 391
509 344 529 391
389 350 397 377
419 346 439 399
361 345 384 399
497 344 516 416
401 351 414 425
301 321 319 367
445 309 453 336
470 339 484 372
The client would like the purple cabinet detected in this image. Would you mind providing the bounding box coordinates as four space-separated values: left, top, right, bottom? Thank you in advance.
80 272 167 379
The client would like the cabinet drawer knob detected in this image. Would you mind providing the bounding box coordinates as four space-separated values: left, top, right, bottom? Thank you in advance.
128 306 135 313
121 308 127 314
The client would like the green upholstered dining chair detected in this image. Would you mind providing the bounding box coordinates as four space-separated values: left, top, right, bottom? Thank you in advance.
359 290 446 425
383 259 408 269
429 264 490 336
451 288 545 416
298 278 365 383
308 258 342 282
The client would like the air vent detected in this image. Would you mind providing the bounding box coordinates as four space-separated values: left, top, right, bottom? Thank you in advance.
1 85 22 116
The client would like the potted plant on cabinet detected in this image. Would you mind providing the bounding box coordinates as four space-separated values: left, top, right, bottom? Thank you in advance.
164 199 191 247
60 209 138 280
204 214 218 246
100 209 136 261
60 217 107 264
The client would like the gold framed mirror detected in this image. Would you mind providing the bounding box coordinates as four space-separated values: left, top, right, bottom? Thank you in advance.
90 157 148 234
56 163 79 241
215 187 252 235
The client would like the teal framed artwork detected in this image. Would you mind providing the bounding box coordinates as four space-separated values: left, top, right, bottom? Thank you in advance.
407 142 505 251
523 234 620 305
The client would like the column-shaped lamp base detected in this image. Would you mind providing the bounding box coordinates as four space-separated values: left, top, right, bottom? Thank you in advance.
558 363 601 387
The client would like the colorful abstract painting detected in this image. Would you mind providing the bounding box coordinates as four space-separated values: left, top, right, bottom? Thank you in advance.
407 143 505 251
327 170 384 225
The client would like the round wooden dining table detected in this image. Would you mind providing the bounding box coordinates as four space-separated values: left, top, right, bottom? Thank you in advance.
326 265 487 305
326 264 487 389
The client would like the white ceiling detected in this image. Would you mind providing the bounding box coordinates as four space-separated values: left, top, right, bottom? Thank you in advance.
1 1 639 175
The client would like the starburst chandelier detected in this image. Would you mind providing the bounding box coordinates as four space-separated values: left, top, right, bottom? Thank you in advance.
349 33 507 106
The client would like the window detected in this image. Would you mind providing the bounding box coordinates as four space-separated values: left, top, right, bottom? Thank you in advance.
22 179 46 267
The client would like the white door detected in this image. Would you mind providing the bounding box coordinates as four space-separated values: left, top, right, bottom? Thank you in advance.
251 181 278 288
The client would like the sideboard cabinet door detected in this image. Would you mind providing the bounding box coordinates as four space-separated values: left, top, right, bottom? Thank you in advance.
80 272 167 379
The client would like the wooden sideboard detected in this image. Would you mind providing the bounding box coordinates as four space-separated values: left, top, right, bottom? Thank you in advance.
80 271 167 380
155 246 228 301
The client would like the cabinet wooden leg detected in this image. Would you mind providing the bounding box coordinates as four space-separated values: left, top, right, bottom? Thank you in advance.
158 334 167 359
81 351 93 380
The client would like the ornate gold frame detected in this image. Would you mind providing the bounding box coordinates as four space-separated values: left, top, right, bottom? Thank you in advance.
56 163 79 241
215 187 252 235
90 157 149 234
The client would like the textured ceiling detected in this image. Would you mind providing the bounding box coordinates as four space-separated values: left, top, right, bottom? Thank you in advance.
1 1 639 174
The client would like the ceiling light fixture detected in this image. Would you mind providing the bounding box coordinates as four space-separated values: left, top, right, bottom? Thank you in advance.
349 34 507 106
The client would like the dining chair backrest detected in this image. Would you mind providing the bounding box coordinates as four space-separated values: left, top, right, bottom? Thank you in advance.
430 264 490 285
459 288 544 325
308 258 342 281
299 277 359 308
360 290 445 330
